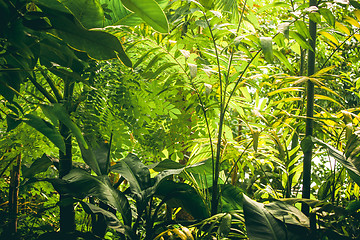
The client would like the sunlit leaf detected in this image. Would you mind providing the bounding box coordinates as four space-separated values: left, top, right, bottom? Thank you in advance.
260 37 273 63
120 0 169 33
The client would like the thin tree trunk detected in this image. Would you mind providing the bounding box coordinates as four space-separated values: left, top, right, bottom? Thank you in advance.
59 123 76 232
302 0 317 215
9 154 21 235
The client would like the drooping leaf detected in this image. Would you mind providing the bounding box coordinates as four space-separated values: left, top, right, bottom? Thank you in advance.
35 1 132 66
260 37 273 63
6 114 22 132
319 8 335 27
273 50 294 73
277 22 290 39
149 159 184 172
289 31 313 51
120 0 169 33
265 201 309 227
309 136 360 186
41 104 88 149
60 169 132 226
23 113 66 153
294 21 310 39
79 139 110 176
111 153 151 199
80 201 125 233
22 154 55 178
58 0 105 28
221 184 244 211
319 30 339 45
243 194 286 240
155 180 209 219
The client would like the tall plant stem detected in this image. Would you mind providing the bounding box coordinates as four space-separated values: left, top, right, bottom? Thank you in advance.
9 153 21 235
59 81 75 232
302 0 317 215
202 12 224 215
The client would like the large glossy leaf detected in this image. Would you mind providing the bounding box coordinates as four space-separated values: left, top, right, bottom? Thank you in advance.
111 153 151 199
243 194 286 240
98 0 130 26
265 201 309 227
41 104 88 149
149 159 184 171
60 169 132 226
111 154 184 200
221 184 243 212
114 0 169 27
39 35 86 72
23 113 66 153
120 0 169 33
58 0 105 28
80 201 125 233
155 180 209 219
145 166 184 197
35 1 132 66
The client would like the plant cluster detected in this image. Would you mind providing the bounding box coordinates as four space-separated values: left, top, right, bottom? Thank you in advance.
1 0 360 239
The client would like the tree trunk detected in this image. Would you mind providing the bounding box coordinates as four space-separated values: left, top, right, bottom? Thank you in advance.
9 154 21 236
59 123 76 232
302 0 317 215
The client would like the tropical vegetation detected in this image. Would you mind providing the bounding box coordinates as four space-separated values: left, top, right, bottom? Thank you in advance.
1 0 360 239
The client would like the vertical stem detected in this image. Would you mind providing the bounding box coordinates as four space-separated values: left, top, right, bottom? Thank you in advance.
59 80 75 232
9 154 21 235
286 132 298 198
59 123 75 232
302 0 317 215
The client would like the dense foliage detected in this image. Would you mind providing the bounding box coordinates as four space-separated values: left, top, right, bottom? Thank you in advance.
1 0 360 239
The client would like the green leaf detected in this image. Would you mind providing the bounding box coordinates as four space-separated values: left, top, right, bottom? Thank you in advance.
111 153 151 199
257 2 290 13
61 169 132 226
273 50 294 73
294 21 310 39
319 8 335 27
79 139 110 176
59 0 105 28
120 0 169 33
155 180 209 219
260 37 273 63
221 184 244 211
23 113 66 153
350 0 360 9
36 2 132 66
243 194 286 240
310 136 360 186
6 114 22 132
41 104 88 149
149 159 184 172
218 214 232 238
98 0 130 26
289 31 313 51
80 201 125 233
278 22 290 39
22 154 55 178
265 201 309 227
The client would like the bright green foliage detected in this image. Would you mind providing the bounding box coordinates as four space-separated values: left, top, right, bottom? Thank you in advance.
2 0 360 239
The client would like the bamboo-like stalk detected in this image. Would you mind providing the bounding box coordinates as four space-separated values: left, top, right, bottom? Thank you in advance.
59 81 76 232
302 0 317 215
9 154 21 235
